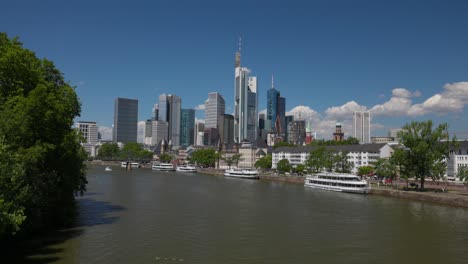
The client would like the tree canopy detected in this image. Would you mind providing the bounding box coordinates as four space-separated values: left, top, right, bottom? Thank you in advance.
221 153 242 169
276 159 292 174
189 148 217 168
397 120 453 190
254 154 272 170
0 33 87 239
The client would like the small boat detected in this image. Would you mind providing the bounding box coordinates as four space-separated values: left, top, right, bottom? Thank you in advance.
152 163 175 171
176 165 197 173
304 172 369 194
131 162 140 168
105 166 112 171
121 161 128 168
224 168 259 179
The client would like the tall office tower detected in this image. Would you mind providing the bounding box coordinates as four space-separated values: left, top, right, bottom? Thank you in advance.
144 119 152 145
287 120 306 145
266 76 286 137
218 114 234 148
194 121 205 146
152 104 159 121
113 97 138 143
353 111 371 144
205 92 225 129
333 122 345 142
158 94 181 146
76 121 98 145
180 109 195 147
284 115 294 142
234 40 258 143
151 121 169 146
305 121 314 145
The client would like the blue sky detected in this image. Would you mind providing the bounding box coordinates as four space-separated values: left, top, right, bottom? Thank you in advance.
2 0 468 139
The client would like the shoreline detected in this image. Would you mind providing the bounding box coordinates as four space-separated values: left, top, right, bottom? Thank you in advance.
87 161 468 209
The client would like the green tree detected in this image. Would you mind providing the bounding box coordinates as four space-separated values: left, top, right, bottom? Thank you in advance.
293 164 306 175
306 147 333 173
221 153 242 169
398 120 453 191
357 166 374 176
374 158 397 179
0 33 87 239
159 153 173 163
190 148 217 168
273 141 296 149
333 151 353 173
457 166 468 188
119 142 152 161
254 154 272 170
276 159 292 174
97 143 120 159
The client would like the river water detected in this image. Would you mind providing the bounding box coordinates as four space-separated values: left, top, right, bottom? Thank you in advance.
17 166 468 263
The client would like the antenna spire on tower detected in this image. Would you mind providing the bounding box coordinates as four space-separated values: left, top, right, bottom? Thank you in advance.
271 74 274 89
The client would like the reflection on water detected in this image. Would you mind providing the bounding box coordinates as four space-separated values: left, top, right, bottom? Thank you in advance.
11 166 468 264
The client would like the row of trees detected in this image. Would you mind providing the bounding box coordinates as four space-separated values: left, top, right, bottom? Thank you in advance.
97 142 153 161
188 148 242 169
0 33 87 240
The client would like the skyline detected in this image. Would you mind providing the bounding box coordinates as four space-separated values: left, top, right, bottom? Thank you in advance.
2 0 468 140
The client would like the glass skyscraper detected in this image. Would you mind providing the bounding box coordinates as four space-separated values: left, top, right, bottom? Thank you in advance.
234 47 258 143
180 109 195 147
353 111 371 144
266 83 286 136
113 97 138 143
158 94 181 146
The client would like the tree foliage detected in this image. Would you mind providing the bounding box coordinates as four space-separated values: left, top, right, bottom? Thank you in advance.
306 147 334 173
273 141 296 149
254 154 272 170
276 159 292 174
159 153 173 163
308 137 359 146
0 33 87 239
190 148 217 168
374 158 397 179
458 166 468 186
357 166 374 176
119 142 152 161
397 120 453 190
333 151 353 173
221 153 242 169
97 143 119 159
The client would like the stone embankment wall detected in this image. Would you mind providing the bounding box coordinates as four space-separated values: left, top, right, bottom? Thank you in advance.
259 175 305 184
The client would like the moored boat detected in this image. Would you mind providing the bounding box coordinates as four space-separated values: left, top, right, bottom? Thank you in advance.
152 163 175 171
304 172 369 194
105 166 112 171
176 165 197 173
131 162 140 168
224 168 259 179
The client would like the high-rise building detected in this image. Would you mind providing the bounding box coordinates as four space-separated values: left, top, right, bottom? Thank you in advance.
284 115 294 142
113 97 138 143
152 104 159 121
353 111 371 144
205 92 225 129
180 109 195 147
158 94 181 146
151 121 169 146
218 114 234 148
144 119 152 145
234 41 258 143
76 121 98 145
194 121 205 146
288 120 306 145
266 76 286 137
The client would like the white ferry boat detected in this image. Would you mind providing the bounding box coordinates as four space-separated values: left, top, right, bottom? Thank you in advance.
224 168 259 179
176 165 197 173
152 163 175 171
121 161 128 168
131 162 140 168
304 172 369 194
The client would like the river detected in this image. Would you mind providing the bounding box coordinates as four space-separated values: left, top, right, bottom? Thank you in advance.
14 165 468 263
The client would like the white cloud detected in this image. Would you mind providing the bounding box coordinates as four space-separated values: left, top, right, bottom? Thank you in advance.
286 105 321 121
195 104 205 111
325 101 367 120
370 88 417 117
98 126 112 140
195 117 205 124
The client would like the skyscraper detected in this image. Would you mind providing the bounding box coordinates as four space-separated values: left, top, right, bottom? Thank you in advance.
353 111 371 144
158 94 181 146
266 76 286 136
180 109 195 147
151 121 169 146
288 120 306 145
113 97 138 143
205 92 225 129
234 41 258 143
76 121 98 145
